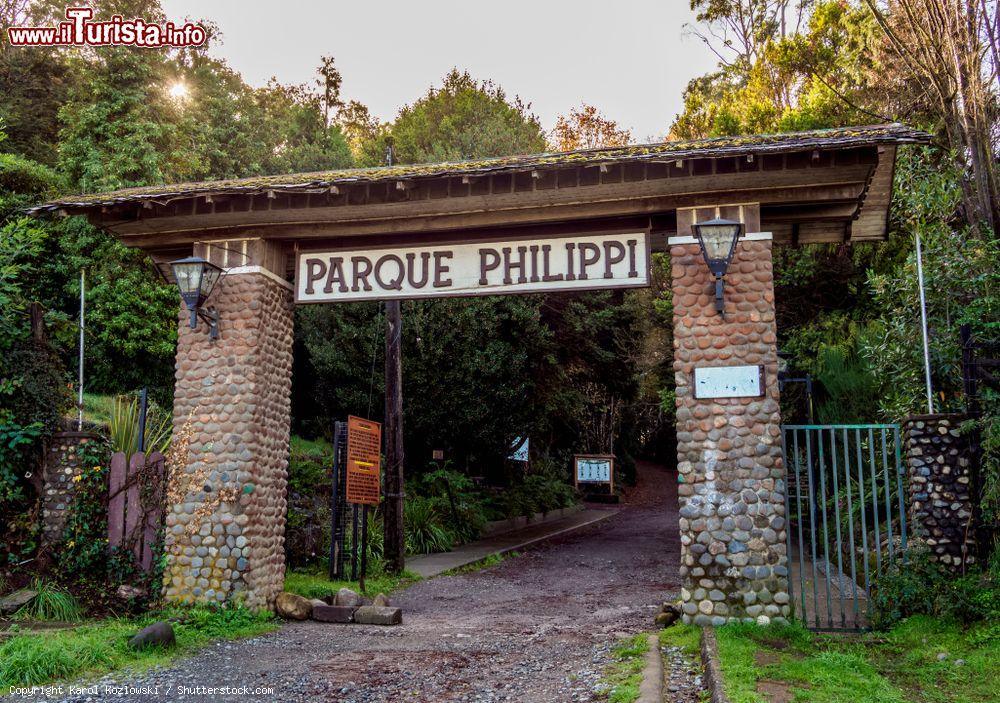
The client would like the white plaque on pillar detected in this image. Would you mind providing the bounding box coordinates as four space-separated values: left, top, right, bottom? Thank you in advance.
693 365 765 399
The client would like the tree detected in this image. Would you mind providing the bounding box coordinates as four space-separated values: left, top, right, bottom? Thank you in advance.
672 1 881 138
863 0 1000 231
550 104 632 151
385 69 546 165
317 55 343 127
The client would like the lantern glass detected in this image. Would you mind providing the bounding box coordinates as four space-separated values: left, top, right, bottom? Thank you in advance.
692 218 743 274
199 263 222 299
170 256 223 308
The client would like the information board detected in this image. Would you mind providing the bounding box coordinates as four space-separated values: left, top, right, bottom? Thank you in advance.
574 454 615 493
693 365 765 399
508 436 529 462
346 415 382 505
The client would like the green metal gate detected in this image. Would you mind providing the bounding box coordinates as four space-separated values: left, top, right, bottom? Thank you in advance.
781 424 908 631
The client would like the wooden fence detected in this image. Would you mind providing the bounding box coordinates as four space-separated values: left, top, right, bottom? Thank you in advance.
108 451 166 572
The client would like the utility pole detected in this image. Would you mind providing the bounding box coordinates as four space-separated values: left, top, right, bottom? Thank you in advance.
383 141 406 574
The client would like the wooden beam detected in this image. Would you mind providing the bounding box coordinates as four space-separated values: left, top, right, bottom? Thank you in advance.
119 182 868 250
105 164 876 240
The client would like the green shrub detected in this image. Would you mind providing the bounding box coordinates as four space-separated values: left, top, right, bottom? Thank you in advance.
413 466 487 543
870 544 1000 629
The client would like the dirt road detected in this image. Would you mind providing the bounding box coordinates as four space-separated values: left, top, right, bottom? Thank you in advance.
46 461 687 702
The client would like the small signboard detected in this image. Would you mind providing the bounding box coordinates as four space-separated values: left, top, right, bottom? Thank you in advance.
508 436 529 462
693 364 765 399
345 415 382 505
574 454 615 493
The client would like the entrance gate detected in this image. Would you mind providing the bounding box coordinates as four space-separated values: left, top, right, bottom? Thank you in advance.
780 424 908 630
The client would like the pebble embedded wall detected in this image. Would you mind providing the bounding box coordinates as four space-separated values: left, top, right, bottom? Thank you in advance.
671 236 789 626
903 414 976 570
41 429 99 545
164 271 294 609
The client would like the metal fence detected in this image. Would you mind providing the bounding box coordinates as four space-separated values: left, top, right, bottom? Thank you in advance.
781 424 908 631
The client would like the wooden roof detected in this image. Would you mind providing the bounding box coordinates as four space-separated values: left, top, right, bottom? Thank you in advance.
27 123 929 255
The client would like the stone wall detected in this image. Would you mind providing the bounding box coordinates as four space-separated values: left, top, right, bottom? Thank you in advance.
41 428 99 545
163 270 294 609
671 236 789 626
903 414 976 570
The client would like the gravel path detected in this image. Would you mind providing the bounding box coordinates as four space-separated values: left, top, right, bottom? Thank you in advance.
35 461 698 703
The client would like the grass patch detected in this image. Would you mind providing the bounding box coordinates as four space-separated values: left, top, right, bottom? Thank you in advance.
597 633 649 703
859 615 1000 703
712 616 998 703
73 392 115 427
283 568 419 600
289 435 334 455
659 622 701 656
12 580 82 622
0 605 276 689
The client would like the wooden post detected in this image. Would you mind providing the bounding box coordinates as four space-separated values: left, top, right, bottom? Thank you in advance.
383 299 406 574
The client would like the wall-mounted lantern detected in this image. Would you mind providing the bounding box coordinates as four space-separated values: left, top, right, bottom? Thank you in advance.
691 218 744 317
170 256 223 339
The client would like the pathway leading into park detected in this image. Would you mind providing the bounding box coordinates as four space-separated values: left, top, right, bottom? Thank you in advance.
52 461 687 703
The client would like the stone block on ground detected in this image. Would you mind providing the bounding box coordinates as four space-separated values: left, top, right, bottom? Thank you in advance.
372 593 391 607
312 604 357 623
0 589 37 616
353 605 402 626
335 587 363 607
128 621 175 650
275 592 313 620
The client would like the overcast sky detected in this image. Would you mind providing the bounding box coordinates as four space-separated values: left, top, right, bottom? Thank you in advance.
159 0 719 142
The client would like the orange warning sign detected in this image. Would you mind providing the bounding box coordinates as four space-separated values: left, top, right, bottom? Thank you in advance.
346 415 382 505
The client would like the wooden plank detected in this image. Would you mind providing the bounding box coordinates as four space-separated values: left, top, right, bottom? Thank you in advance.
125 452 144 561
675 203 761 236
107 162 877 238
140 451 165 572
799 222 849 243
108 452 127 551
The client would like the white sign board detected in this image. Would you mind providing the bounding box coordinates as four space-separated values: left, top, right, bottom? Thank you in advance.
693 365 765 399
508 436 529 462
296 232 649 303
575 455 613 483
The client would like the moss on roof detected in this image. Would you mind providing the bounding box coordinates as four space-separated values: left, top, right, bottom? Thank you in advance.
28 123 929 214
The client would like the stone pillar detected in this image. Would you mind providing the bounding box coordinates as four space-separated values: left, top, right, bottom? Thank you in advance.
41 427 100 545
164 267 294 609
671 231 789 626
903 414 976 571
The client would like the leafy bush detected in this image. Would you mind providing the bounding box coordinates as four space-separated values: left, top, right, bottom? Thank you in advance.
870 544 1000 629
284 438 332 567
57 439 111 580
413 466 487 543
489 470 577 520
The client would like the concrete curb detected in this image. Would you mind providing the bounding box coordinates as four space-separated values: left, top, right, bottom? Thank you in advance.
636 633 663 703
700 626 731 703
